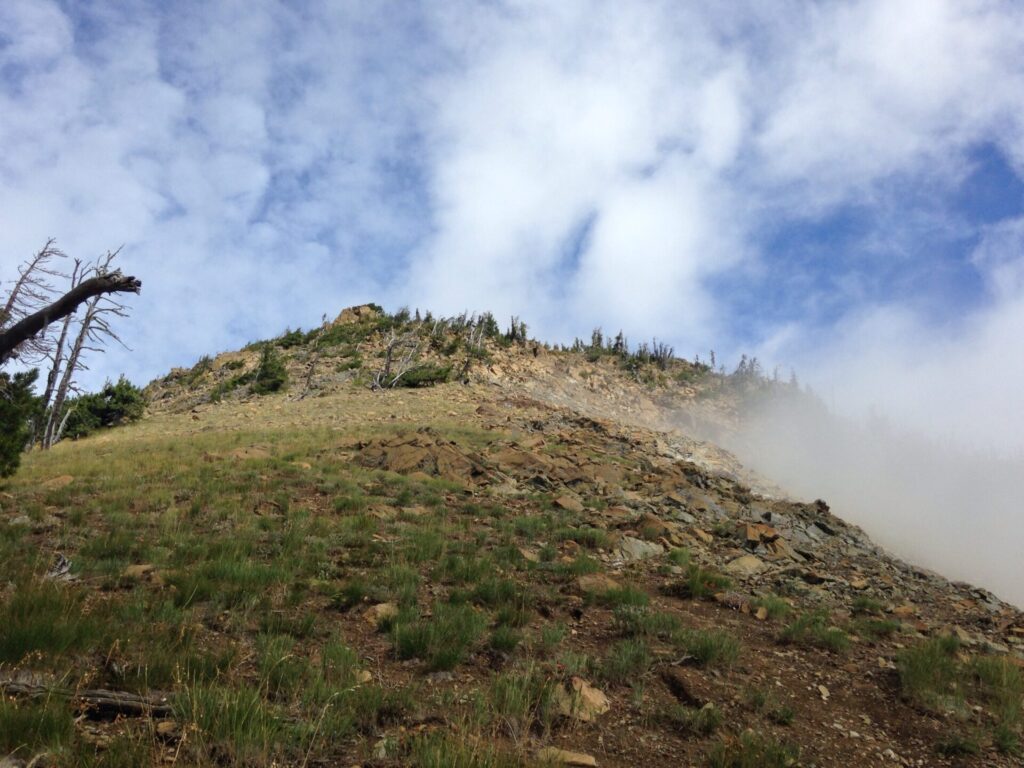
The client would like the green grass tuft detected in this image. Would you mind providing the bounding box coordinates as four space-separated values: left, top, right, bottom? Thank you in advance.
780 610 850 652
601 638 652 684
706 731 800 767
673 628 741 667
391 602 487 671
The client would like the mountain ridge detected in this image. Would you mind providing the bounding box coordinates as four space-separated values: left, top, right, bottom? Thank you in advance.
1 304 1021 766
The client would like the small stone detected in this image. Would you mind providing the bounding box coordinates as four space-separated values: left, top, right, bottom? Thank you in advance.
617 536 663 562
818 684 830 701
554 495 584 513
537 747 598 767
122 563 155 580
892 603 917 619
364 602 399 628
741 522 779 546
850 578 869 590
637 513 671 540
518 547 540 563
576 574 620 594
724 554 768 577
552 677 610 722
155 720 179 739
661 667 713 708
691 527 714 545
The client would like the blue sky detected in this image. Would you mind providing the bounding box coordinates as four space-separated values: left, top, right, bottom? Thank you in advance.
3 0 1024 451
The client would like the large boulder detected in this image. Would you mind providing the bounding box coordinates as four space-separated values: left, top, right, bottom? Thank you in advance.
332 304 380 325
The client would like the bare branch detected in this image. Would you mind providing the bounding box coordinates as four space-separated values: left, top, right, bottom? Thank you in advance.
0 262 140 364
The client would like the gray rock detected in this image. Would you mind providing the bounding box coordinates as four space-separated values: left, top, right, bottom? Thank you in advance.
617 536 664 562
788 527 817 547
724 554 769 577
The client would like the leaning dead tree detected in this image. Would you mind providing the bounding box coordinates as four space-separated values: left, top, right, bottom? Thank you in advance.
1 242 141 448
0 245 140 365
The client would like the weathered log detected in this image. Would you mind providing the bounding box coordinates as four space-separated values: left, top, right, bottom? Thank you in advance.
0 674 173 718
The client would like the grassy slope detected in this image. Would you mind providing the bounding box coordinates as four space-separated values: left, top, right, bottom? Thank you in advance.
1 382 1021 767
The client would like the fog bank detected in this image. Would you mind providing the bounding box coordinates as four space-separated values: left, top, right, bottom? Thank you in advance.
711 393 1023 608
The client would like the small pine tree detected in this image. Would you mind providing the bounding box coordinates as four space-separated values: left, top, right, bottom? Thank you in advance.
478 312 500 339
0 369 39 478
62 376 146 440
252 346 288 395
612 331 627 356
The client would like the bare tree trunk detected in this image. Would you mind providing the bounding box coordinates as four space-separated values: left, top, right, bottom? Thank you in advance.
37 262 84 440
0 267 139 364
44 296 98 447
52 404 76 446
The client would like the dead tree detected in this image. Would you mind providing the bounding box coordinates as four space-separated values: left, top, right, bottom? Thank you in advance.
39 260 84 415
24 260 86 446
0 245 140 365
372 326 423 389
297 315 329 400
456 315 488 383
40 252 134 447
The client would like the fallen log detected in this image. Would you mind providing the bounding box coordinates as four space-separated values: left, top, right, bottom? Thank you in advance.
0 673 173 718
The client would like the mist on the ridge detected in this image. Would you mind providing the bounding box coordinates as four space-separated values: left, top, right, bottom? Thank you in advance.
694 390 1024 608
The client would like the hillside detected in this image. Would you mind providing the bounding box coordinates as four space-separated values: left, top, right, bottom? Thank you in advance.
1 306 1022 767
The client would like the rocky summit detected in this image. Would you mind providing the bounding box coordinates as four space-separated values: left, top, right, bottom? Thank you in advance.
1 306 1021 767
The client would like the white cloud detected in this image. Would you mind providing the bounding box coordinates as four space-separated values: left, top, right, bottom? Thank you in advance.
2 0 1019 379
755 0 1024 202
770 218 1024 455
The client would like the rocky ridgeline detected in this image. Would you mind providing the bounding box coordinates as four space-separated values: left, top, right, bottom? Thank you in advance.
148 304 1023 649
345 395 1023 655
